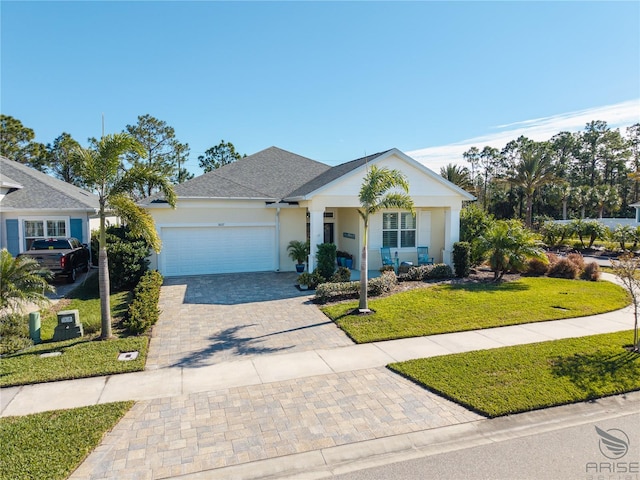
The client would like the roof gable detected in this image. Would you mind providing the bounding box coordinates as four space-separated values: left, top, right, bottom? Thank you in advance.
285 148 475 201
0 156 99 210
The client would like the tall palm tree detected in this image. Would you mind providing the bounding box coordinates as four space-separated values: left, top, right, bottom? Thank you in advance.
73 134 176 339
507 143 556 227
358 165 414 312
0 249 54 312
440 163 473 192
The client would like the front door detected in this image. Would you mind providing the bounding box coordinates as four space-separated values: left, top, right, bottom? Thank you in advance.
324 223 334 244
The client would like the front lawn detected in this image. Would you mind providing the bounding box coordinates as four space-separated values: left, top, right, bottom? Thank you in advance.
389 330 640 417
0 402 133 480
321 277 629 343
1 274 148 387
0 336 148 387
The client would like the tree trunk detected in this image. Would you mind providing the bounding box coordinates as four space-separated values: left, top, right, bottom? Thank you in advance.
358 220 369 313
525 194 533 228
562 199 567 221
98 206 112 340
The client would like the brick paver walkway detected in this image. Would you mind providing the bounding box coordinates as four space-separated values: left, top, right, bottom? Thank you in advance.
70 367 481 480
146 273 352 369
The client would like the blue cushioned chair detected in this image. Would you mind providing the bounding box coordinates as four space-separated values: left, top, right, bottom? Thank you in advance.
417 246 434 265
380 247 394 268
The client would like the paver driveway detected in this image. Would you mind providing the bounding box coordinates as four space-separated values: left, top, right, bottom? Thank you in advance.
146 272 353 370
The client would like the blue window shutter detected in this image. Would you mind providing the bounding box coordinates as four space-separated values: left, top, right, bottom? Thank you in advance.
6 219 20 256
70 218 83 242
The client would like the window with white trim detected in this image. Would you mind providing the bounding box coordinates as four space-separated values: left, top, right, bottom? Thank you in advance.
23 219 67 250
382 212 416 248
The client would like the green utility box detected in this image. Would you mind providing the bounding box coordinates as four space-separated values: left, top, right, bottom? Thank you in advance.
52 309 83 341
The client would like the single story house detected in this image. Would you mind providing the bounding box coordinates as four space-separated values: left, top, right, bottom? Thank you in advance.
0 156 100 257
141 147 475 277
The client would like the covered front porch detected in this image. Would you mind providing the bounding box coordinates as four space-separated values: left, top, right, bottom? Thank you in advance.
302 205 460 273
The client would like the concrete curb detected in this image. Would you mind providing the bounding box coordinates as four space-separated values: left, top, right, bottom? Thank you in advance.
170 391 640 480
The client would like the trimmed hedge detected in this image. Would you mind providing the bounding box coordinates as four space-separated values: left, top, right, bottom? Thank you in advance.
316 243 337 280
453 242 471 278
123 270 163 334
314 271 397 303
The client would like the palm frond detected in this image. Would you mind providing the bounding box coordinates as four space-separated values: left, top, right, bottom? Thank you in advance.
108 195 162 252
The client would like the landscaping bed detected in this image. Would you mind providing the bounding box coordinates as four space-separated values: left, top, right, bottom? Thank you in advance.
389 330 640 417
321 276 629 343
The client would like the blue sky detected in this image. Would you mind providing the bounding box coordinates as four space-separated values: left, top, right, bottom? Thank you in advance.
2 1 639 175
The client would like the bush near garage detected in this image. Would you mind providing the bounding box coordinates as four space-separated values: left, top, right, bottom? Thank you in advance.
123 270 163 334
91 226 151 291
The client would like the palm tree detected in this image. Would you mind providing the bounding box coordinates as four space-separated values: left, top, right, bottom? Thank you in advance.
481 220 544 280
440 163 473 192
73 134 176 339
0 249 54 312
358 165 414 312
507 142 556 228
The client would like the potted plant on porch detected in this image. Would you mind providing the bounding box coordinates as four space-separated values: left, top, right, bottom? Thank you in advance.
287 240 310 273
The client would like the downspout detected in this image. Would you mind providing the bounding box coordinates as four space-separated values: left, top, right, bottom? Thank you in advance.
275 207 281 271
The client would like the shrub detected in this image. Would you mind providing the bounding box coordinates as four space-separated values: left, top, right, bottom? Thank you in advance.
566 253 585 271
314 271 397 303
453 242 471 278
316 243 337 280
582 262 601 281
425 263 454 279
405 265 431 281
526 257 549 276
546 252 560 265
0 312 32 355
368 271 398 296
330 267 351 283
298 270 324 289
379 265 395 273
123 270 163 335
92 226 151 291
315 281 360 303
547 258 580 279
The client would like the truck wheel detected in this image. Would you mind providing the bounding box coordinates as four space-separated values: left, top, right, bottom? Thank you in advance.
68 268 77 284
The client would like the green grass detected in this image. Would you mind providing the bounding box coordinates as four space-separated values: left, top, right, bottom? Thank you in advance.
0 336 148 387
321 277 629 343
1 274 148 387
389 330 640 417
0 402 133 480
40 274 131 337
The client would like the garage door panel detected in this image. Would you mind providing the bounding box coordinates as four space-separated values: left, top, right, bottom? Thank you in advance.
161 226 275 276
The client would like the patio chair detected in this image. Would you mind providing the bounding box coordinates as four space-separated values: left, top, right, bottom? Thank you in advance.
417 246 434 265
380 247 394 268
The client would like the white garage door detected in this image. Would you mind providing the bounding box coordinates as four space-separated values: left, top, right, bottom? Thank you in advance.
160 226 276 276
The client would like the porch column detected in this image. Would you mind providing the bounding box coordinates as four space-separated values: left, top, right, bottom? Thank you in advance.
442 207 461 266
308 208 324 272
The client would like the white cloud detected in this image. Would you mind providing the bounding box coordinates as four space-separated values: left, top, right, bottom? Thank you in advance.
408 99 640 173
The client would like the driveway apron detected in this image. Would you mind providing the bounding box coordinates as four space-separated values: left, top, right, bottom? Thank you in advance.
145 272 353 370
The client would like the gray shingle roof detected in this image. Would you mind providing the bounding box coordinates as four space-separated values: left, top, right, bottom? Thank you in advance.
284 150 392 199
0 156 99 210
140 146 330 204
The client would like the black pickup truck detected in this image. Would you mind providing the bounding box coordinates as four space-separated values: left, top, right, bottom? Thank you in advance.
19 238 90 283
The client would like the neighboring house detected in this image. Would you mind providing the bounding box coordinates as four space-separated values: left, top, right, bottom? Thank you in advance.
0 156 100 257
142 147 474 277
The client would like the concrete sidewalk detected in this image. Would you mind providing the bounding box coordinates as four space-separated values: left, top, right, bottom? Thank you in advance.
1 303 633 417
